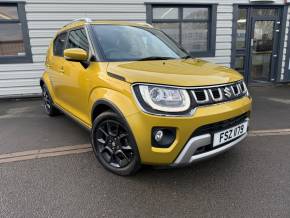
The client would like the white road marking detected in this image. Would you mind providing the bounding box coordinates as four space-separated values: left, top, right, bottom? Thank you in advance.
266 97 290 105
0 128 290 165
248 129 290 137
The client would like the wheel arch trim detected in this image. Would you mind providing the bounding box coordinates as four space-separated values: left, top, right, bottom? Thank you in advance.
91 99 128 123
39 73 56 99
91 99 141 162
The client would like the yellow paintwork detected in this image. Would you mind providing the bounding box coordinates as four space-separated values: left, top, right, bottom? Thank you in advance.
107 59 243 87
127 97 251 164
64 48 88 61
42 21 252 165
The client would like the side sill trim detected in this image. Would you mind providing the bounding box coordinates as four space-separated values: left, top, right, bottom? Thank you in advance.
54 104 91 131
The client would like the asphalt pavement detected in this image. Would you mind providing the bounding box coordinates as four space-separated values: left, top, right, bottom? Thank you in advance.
0 85 290 217
0 98 89 154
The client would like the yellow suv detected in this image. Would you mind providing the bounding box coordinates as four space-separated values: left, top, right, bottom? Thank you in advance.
40 18 252 175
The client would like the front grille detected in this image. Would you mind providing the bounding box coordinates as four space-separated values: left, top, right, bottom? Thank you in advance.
192 112 250 137
191 112 250 155
191 81 247 106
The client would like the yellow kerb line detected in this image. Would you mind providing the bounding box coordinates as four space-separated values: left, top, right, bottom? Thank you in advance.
0 144 92 164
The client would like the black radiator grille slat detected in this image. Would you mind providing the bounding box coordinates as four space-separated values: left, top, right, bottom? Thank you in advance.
192 112 250 137
195 90 206 101
212 89 220 99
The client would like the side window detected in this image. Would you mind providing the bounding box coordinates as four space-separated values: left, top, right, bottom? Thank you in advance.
53 32 67 57
66 28 89 52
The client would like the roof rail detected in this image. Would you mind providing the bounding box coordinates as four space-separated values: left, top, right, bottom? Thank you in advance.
63 18 92 27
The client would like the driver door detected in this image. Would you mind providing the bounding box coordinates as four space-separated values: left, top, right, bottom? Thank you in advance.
60 28 91 124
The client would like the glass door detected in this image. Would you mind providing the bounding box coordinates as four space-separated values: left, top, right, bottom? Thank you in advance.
250 19 276 82
234 8 248 79
232 6 282 83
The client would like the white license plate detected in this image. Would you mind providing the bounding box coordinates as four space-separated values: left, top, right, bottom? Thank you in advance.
213 121 248 147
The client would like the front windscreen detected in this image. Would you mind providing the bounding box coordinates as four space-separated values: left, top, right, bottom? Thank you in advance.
92 25 189 61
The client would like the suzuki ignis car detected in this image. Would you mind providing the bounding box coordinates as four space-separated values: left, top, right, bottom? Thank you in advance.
40 19 252 175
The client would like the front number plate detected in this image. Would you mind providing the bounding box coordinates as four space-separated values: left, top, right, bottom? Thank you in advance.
213 121 248 147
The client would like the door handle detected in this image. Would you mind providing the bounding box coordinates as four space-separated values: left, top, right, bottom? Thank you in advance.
46 64 51 68
273 54 278 58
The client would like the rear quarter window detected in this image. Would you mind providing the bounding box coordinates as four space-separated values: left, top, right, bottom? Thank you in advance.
53 32 67 57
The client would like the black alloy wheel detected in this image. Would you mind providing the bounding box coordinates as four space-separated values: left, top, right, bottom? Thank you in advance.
91 111 141 176
41 84 59 116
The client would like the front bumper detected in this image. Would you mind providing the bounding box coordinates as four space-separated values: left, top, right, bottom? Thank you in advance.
126 96 252 165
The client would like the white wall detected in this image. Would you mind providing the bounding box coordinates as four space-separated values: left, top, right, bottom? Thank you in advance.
0 0 287 97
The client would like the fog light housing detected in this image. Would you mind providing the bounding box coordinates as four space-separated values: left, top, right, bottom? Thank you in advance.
152 127 176 148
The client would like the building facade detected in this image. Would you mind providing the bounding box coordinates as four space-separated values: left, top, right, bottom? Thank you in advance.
0 0 290 97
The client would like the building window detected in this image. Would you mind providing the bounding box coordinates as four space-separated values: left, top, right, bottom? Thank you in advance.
146 4 217 57
0 3 32 64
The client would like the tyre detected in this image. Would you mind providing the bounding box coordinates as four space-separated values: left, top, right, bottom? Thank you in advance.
91 111 141 176
41 84 59 116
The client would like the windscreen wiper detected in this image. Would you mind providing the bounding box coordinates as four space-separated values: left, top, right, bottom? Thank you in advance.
136 56 176 61
182 55 192 59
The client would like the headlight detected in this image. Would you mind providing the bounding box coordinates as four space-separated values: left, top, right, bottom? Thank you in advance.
133 84 191 114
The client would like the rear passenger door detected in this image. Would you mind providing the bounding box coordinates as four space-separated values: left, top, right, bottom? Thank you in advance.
48 31 67 104
61 28 91 123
